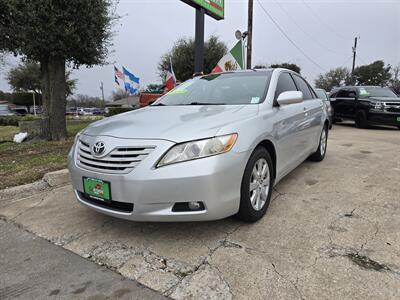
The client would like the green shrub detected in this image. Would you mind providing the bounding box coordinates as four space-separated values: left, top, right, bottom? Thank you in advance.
0 115 41 126
106 107 134 116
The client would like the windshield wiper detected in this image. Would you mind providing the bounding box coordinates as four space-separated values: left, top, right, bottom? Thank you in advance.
185 102 225 105
151 103 166 106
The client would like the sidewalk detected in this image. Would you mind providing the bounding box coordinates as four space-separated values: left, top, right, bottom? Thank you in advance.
0 220 166 300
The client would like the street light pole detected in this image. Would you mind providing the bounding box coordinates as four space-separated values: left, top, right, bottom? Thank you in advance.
100 81 105 108
32 92 36 116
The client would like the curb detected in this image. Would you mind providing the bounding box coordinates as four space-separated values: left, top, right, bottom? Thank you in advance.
0 169 70 202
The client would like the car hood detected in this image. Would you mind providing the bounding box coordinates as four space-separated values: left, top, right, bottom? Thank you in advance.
369 97 400 102
83 105 259 143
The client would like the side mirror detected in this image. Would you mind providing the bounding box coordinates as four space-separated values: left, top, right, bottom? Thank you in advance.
277 91 303 105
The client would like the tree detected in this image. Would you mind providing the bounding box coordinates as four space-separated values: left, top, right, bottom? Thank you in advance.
68 94 103 108
352 60 391 86
11 92 43 112
158 35 227 82
111 89 131 101
389 64 400 95
315 67 351 91
270 63 301 74
145 83 164 93
0 1 116 140
7 60 76 96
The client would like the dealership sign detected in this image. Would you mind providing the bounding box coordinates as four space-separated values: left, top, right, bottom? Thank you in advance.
181 0 224 20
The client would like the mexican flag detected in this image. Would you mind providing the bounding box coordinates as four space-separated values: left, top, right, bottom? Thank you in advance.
212 40 244 73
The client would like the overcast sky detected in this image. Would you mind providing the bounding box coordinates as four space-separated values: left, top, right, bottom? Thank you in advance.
0 0 399 99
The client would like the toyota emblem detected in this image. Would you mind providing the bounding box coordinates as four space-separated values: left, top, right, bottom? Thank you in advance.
93 141 106 156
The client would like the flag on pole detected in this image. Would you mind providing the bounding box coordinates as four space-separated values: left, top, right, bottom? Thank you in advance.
211 40 244 73
165 58 176 91
114 66 125 86
122 66 140 95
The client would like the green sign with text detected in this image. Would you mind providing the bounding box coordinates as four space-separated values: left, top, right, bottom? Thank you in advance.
182 0 224 20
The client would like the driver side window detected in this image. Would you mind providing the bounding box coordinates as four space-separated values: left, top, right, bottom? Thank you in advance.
275 73 297 101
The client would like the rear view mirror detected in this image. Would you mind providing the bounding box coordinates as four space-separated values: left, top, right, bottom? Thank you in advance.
277 91 303 105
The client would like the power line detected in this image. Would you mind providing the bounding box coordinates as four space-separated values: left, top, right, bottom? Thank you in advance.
272 0 348 56
256 0 326 72
300 0 349 41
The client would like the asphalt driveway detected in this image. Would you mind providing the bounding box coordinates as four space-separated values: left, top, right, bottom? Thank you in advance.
1 124 399 299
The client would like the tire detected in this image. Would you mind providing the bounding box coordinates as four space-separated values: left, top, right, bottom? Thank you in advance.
237 147 274 222
309 125 328 162
355 110 369 129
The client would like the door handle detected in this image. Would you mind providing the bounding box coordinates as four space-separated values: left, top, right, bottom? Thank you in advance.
303 107 308 116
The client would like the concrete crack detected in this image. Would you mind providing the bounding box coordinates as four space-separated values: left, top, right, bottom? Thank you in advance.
271 263 305 300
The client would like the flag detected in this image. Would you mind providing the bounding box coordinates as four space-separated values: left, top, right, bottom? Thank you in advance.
122 66 140 95
114 66 124 86
212 40 244 73
165 58 176 90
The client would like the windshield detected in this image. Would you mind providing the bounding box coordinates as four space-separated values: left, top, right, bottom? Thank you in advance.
358 87 398 98
314 89 328 101
154 72 272 106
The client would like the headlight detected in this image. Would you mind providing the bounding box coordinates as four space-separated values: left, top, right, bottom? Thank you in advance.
371 102 384 111
157 134 238 167
74 130 83 145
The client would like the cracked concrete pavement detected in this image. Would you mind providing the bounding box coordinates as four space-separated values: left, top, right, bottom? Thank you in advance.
1 124 399 299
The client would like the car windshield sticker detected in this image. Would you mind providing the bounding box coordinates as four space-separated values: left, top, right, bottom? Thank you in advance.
168 81 194 95
359 88 369 96
251 97 260 104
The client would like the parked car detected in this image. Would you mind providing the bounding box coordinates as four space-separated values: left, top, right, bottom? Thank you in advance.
0 104 15 116
314 88 333 129
11 106 28 116
330 86 400 129
68 69 329 222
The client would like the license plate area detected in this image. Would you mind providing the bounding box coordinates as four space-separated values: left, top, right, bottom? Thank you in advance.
83 177 111 202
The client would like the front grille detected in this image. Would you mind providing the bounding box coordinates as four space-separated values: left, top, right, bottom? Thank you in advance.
76 139 155 174
385 103 400 113
78 192 133 213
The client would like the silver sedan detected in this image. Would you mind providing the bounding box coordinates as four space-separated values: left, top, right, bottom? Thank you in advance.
68 69 329 222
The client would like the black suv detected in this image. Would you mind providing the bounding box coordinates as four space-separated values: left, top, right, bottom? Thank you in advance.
330 86 400 129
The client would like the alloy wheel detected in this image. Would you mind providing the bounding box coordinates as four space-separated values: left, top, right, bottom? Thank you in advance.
249 158 270 211
320 128 327 155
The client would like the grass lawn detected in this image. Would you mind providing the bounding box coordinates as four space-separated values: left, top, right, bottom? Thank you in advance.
0 120 95 190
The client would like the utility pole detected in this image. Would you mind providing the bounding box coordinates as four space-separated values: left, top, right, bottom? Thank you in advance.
100 82 105 108
351 37 358 74
247 0 253 69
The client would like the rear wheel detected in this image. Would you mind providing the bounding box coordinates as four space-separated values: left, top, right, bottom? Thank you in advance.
355 110 369 128
237 147 273 222
309 125 328 162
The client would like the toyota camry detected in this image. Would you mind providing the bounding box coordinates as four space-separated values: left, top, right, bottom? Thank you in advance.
68 69 329 222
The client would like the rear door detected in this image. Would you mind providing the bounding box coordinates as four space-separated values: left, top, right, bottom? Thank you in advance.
334 88 357 119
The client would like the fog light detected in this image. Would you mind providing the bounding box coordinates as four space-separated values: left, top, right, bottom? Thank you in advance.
188 201 201 210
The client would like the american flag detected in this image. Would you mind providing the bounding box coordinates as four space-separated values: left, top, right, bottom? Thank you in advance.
114 66 125 85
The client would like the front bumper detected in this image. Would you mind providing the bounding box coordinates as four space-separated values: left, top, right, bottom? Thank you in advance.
68 137 250 222
368 112 400 127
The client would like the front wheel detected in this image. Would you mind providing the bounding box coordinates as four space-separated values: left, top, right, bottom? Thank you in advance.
308 125 328 162
237 147 274 222
355 110 369 128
